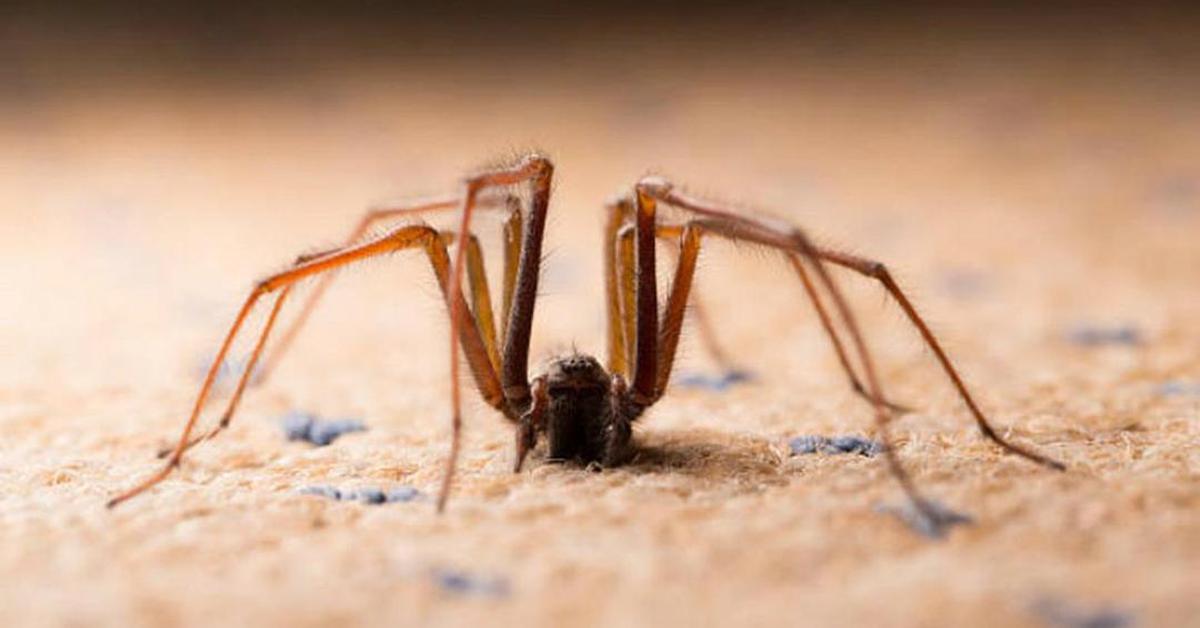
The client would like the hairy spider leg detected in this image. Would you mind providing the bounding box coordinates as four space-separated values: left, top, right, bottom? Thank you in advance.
812 247 1065 470
606 203 742 381
611 222 639 381
261 193 523 382
785 256 913 413
648 219 904 410
108 224 507 508
629 178 1064 522
624 179 935 518
156 285 292 459
158 224 521 463
441 154 554 512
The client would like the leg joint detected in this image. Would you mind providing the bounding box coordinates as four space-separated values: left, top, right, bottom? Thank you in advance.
680 222 703 245
635 176 674 199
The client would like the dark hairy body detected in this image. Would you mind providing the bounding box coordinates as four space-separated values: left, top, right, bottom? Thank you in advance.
109 153 1064 528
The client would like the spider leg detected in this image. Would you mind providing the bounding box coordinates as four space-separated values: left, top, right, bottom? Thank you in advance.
108 225 508 508
787 255 913 414
157 224 520 462
638 177 1070 521
628 186 660 407
628 193 934 518
513 376 548 472
259 193 521 382
498 196 523 349
630 177 1061 527
603 200 632 377
156 286 292 459
440 154 554 512
635 216 745 377
441 231 502 372
813 247 1065 470
617 205 905 410
607 213 639 381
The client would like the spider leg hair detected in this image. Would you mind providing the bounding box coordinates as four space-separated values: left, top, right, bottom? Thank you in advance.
108 224 508 509
440 154 554 513
631 177 1058 526
812 247 1065 471
262 192 522 382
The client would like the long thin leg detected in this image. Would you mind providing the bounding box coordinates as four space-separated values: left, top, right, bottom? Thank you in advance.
441 232 502 372
260 193 520 382
499 197 524 347
108 225 508 508
615 224 639 382
813 247 1065 470
163 227 520 461
654 224 700 397
633 177 1062 524
635 204 935 516
650 223 741 375
157 286 292 459
603 199 632 377
787 255 912 413
629 186 659 405
608 203 733 379
109 288 267 508
441 154 554 512
653 220 901 409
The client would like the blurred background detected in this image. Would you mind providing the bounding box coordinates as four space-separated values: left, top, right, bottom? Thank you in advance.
4 1 1199 387
2 2 1198 626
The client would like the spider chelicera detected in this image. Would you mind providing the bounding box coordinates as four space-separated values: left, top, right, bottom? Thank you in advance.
109 153 1064 520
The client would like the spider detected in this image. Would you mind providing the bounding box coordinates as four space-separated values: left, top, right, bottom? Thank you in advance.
108 153 1064 521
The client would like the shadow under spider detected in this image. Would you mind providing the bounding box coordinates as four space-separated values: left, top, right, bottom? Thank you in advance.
608 429 786 482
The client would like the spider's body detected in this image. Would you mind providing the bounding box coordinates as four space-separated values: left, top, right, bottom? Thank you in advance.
538 353 635 467
109 153 1063 525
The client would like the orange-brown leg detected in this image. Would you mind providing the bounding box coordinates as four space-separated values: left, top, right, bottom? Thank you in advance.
260 193 520 382
651 218 902 409
108 225 508 508
813 247 1065 470
628 201 935 519
632 177 1063 529
440 231 505 373
156 286 293 459
648 222 743 377
653 224 701 397
441 154 554 512
611 222 640 382
603 199 632 377
786 255 912 414
158 224 519 462
498 196 523 349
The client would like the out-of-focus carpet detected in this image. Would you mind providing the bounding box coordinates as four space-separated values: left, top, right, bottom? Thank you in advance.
2 25 1198 628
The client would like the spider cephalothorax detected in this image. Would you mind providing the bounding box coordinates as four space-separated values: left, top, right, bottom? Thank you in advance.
110 153 1063 528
